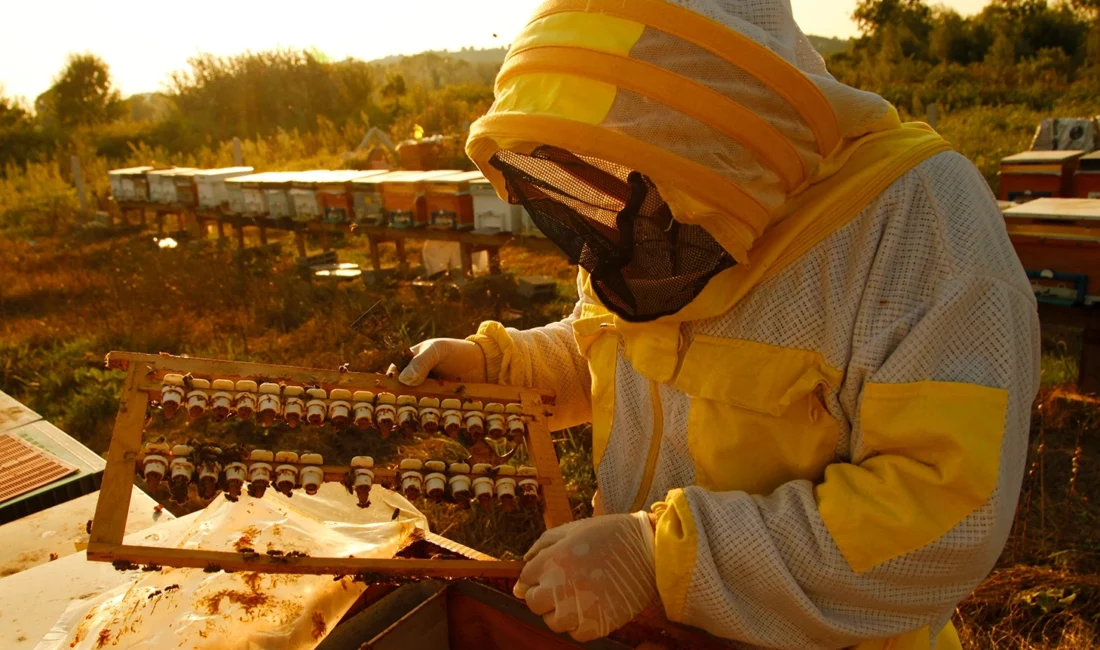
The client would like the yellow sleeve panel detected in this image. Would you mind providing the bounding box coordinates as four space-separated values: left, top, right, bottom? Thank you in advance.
815 381 1008 574
571 304 618 470
651 488 698 623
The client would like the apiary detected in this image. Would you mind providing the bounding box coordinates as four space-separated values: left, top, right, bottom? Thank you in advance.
382 170 459 229
999 150 1085 202
1074 151 1100 199
425 171 479 230
351 171 400 225
193 167 255 209
108 166 154 202
147 168 199 204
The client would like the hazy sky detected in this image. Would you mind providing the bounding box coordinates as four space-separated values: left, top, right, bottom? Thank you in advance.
0 0 992 102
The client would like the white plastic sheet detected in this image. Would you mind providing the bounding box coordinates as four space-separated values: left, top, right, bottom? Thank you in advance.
36 484 427 650
421 241 488 276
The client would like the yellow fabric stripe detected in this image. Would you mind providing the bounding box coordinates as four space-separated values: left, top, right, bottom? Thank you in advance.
468 113 771 241
511 11 645 57
651 488 697 622
816 381 1008 574
529 0 840 155
629 381 666 512
571 306 618 470
498 46 805 191
492 73 617 127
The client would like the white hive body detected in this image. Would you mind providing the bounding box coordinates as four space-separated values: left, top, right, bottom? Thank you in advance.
194 167 254 209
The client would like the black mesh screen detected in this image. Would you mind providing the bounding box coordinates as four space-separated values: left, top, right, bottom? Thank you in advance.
490 146 736 322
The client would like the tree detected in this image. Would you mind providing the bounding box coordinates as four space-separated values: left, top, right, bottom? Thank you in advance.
0 86 30 130
39 53 123 129
382 72 408 119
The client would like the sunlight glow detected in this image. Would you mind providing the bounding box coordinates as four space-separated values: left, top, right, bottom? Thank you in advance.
0 0 994 102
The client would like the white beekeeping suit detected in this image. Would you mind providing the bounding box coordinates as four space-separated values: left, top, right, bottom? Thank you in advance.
401 1 1041 647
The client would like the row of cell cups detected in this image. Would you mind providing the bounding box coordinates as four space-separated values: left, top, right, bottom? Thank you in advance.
140 441 541 510
157 375 528 440
394 459 540 511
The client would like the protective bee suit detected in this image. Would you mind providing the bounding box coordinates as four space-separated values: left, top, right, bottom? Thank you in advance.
400 0 1041 647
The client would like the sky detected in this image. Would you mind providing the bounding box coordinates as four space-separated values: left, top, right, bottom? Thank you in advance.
0 0 993 103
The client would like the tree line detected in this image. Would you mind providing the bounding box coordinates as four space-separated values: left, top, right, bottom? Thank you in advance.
0 48 499 170
832 0 1100 112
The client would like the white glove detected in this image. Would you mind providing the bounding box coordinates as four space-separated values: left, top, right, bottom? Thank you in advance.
398 338 487 386
514 512 658 642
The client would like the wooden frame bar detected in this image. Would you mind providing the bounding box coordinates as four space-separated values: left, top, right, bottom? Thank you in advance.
88 352 566 579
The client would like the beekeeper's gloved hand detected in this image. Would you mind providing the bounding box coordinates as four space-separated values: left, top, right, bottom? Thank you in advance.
514 512 658 642
398 339 487 386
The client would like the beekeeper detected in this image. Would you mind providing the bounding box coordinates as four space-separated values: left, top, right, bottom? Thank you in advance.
400 1 1040 647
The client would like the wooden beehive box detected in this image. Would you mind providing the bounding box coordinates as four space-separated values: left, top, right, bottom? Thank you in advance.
1004 198 1100 304
1074 151 1100 199
426 171 479 230
470 174 522 234
999 150 1085 202
288 171 329 221
108 166 154 202
172 169 202 208
194 167 255 210
382 170 457 229
319 171 380 224
229 172 290 217
351 171 399 226
147 168 199 204
262 172 302 220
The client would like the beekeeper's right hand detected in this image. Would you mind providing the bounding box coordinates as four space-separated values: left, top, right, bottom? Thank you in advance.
398 339 487 386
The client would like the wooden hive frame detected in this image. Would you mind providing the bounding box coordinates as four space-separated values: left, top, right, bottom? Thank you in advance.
88 351 572 580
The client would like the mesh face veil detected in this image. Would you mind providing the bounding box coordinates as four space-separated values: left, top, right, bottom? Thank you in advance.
467 0 905 321
491 147 735 322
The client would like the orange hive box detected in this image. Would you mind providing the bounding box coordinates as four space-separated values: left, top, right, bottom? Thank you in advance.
318 171 388 224
999 150 1085 202
381 170 459 229
1003 198 1100 304
1074 151 1100 199
425 171 481 230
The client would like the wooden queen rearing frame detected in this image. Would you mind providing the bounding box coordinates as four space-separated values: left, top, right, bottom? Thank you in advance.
87 352 572 580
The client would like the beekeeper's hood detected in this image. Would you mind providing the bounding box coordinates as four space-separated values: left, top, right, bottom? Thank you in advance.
467 0 946 322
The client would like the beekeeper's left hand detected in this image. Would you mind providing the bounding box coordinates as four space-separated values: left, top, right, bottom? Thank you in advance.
514 512 658 641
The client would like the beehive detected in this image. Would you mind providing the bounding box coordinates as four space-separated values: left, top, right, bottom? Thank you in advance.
382 170 459 228
172 169 202 208
425 171 480 230
108 166 154 202
351 171 400 225
470 174 523 233
999 150 1085 202
319 171 383 223
288 171 329 221
1074 151 1100 199
147 168 199 204
193 167 255 209
1003 198 1100 304
261 172 301 219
